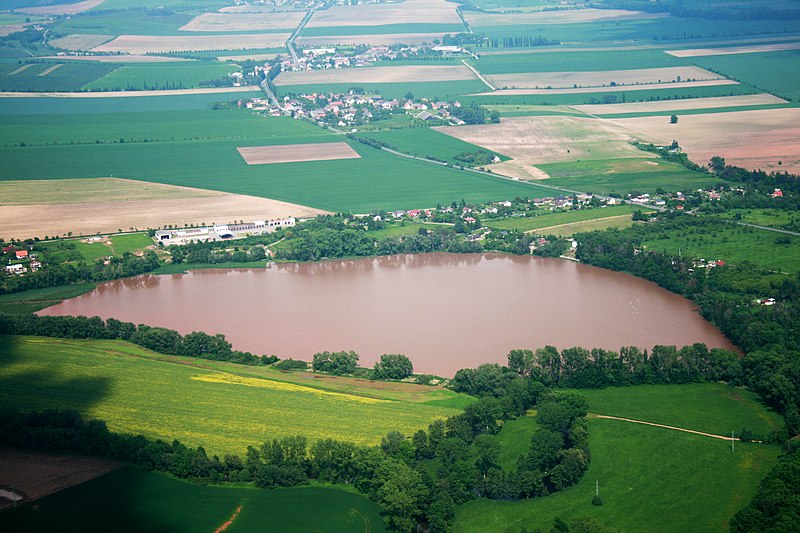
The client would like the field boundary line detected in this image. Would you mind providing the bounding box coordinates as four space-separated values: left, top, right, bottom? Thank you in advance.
461 59 494 91
590 414 736 440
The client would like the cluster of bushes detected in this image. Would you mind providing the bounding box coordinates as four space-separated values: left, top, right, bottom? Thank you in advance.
170 243 267 264
454 150 496 166
0 313 277 366
310 351 415 380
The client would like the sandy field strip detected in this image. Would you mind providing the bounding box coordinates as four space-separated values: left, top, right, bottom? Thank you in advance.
466 8 666 26
19 0 107 15
50 33 114 50
179 11 306 32
218 53 281 61
435 115 648 180
666 42 800 57
574 94 787 115
40 54 194 63
306 0 461 27
486 66 724 90
297 32 446 46
36 64 63 77
609 108 800 174
8 64 34 76
468 79 739 96
237 142 361 165
274 64 476 85
92 34 291 54
0 86 260 98
0 447 119 511
0 178 328 239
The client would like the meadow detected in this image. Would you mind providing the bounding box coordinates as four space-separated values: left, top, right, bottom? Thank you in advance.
534 214 640 237
483 205 647 233
0 283 98 314
0 61 116 91
358 127 508 166
538 157 723 195
0 336 464 454
719 208 800 231
82 63 239 91
692 49 800 101
2 466 389 533
456 383 782 532
642 221 800 272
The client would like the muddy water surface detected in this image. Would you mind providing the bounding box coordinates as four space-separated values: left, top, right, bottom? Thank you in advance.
40 253 738 376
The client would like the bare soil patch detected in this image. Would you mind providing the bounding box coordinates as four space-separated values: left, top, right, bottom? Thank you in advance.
0 178 328 239
50 33 114 50
19 0 107 15
435 116 648 179
574 94 787 115
666 42 800 57
274 64 475 85
609 108 800 174
180 12 305 32
0 86 259 98
297 32 445 46
237 142 361 165
466 8 666 26
92 34 290 54
0 447 119 511
36 64 63 77
41 54 192 63
486 66 723 90
468 79 739 96
306 0 460 27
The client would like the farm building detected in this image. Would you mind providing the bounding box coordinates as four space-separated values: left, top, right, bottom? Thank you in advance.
155 218 295 245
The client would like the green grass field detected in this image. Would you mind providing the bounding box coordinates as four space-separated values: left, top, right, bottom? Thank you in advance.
642 221 800 272
693 50 800 102
538 157 723 195
358 127 508 165
0 335 463 455
0 61 117 92
484 205 647 233
54 10 194 36
299 23 464 37
538 215 641 237
2 466 389 533
277 80 489 99
470 49 688 75
457 383 782 532
82 63 240 91
0 283 98 314
719 208 800 231
495 413 538 470
367 221 451 239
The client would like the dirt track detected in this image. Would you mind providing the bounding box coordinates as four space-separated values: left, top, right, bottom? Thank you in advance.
590 414 736 440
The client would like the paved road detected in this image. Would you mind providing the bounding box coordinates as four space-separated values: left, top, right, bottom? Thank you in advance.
735 221 800 237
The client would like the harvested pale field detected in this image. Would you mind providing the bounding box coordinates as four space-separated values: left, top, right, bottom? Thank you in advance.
435 116 648 180
8 64 34 76
574 94 787 115
297 32 445 46
50 33 113 50
0 24 28 37
19 0 107 15
0 86 260 98
274 64 475 85
0 447 119 511
218 53 280 61
466 8 666 26
179 11 305 32
306 0 460 27
609 108 800 174
36 64 63 76
0 178 328 240
237 142 361 165
92 34 291 54
468 79 739 96
666 42 800 57
41 54 193 63
486 66 724 90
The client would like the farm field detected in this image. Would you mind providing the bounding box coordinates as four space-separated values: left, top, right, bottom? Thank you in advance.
464 8 666 27
485 66 723 90
179 11 305 32
357 127 508 166
16 0 107 16
534 214 640 237
537 157 724 195
82 63 240 91
305 0 461 27
0 283 98 314
274 65 478 86
643 220 800 273
49 33 114 50
719 208 800 231
296 32 449 46
91 33 291 54
610 108 800 174
692 50 800 102
42 232 155 261
2 466 390 533
237 142 361 165
0 336 464 454
0 177 327 240
0 61 116 92
573 94 787 115
666 42 800 58
484 205 649 233
276 79 488 99
455 383 781 532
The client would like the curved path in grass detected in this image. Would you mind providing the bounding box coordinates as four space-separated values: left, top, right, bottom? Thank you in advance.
589 413 737 440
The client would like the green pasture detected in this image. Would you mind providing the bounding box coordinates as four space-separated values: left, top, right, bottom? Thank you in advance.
482 104 586 117
693 50 800 101
82 63 239 91
54 10 194 36
0 91 262 115
538 157 722 195
357 127 508 165
485 205 646 233
0 61 116 91
469 49 687 75
460 83 758 106
594 102 796 119
643 221 800 272
496 413 538 470
37 233 154 262
0 121 557 213
299 23 463 37
719 208 800 231
278 80 489 99
541 214 640 236
0 283 97 314
0 336 461 455
3 467 389 533
456 383 782 532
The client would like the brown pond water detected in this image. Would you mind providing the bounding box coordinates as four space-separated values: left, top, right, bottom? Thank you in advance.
39 253 738 376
